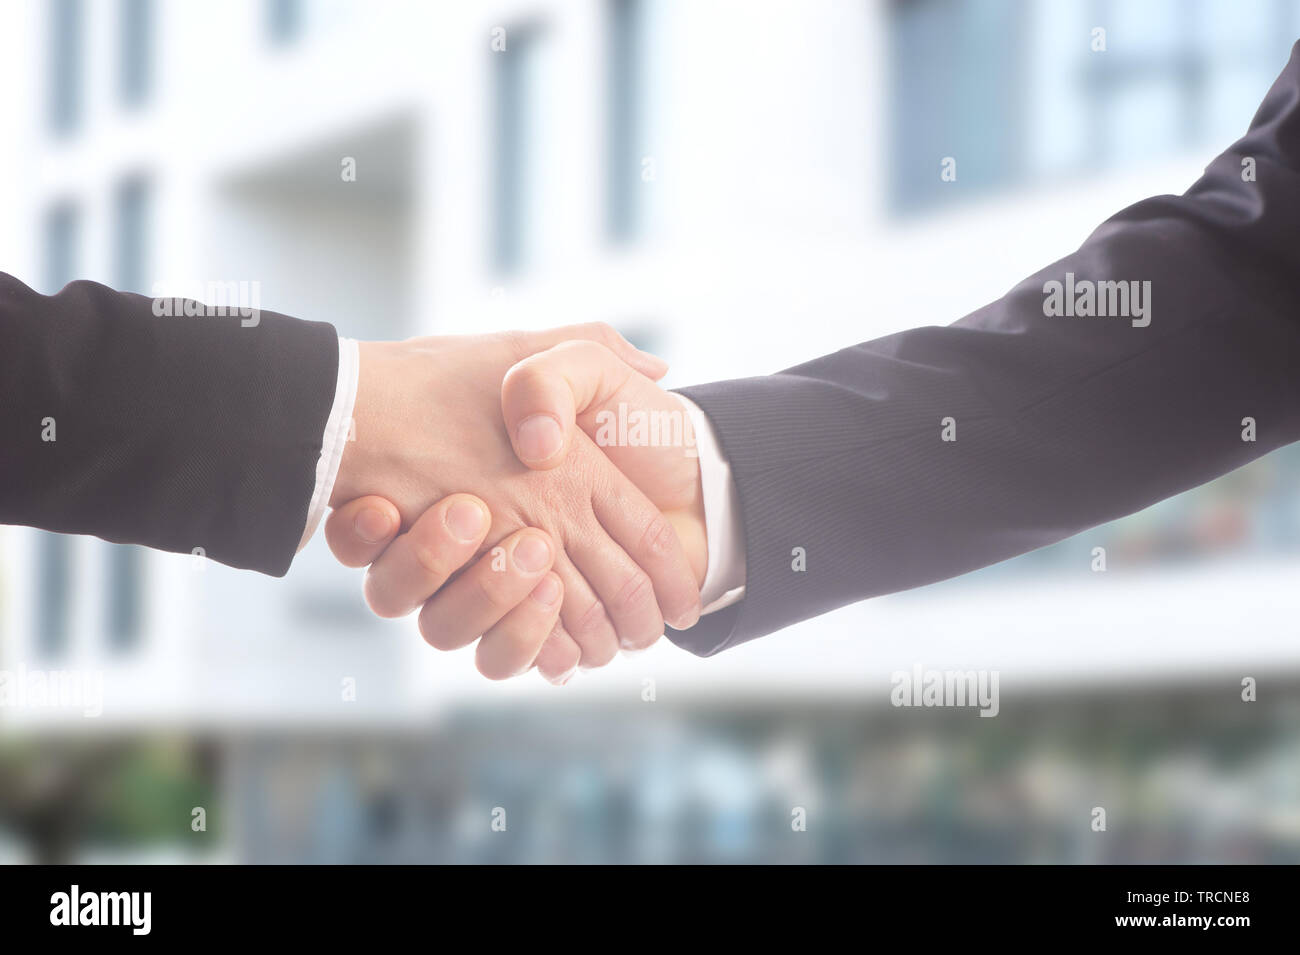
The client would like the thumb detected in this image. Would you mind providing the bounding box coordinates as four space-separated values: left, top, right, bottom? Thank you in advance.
501 339 686 475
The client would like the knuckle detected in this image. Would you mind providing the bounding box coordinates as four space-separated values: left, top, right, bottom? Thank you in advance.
542 632 580 675
500 328 532 363
639 511 678 562
610 569 657 621
570 596 613 644
586 321 619 348
508 360 548 395
579 639 618 670
557 336 605 361
471 566 514 611
411 542 452 581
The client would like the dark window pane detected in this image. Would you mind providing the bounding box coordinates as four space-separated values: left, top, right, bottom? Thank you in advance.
107 177 152 649
119 0 153 107
38 202 80 656
43 202 78 294
107 544 143 650
49 0 82 134
491 25 542 274
887 0 1025 214
885 0 1298 216
606 0 644 242
267 0 302 45
37 534 71 657
114 176 150 292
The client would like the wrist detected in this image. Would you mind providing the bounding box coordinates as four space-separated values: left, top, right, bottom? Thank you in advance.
331 340 389 508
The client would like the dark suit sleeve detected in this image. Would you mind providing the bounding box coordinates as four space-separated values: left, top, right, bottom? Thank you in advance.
0 274 338 575
671 40 1300 657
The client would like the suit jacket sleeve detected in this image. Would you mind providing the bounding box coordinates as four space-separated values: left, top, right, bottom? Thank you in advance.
0 274 338 575
671 40 1300 657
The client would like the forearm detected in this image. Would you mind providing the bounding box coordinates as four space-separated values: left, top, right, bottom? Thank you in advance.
0 273 338 574
673 40 1300 655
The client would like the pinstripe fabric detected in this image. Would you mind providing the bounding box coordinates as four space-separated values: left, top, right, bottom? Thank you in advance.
671 40 1300 657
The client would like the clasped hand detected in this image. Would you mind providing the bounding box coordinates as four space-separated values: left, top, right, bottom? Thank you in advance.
321 324 708 684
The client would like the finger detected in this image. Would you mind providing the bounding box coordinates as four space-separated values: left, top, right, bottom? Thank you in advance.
551 551 620 669
503 344 703 629
363 494 490 618
418 529 555 651
564 508 667 653
533 621 582 685
501 339 638 469
476 572 564 680
591 457 702 631
324 496 401 567
508 322 668 382
504 339 698 503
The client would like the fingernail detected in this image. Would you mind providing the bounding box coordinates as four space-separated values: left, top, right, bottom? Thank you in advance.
620 644 649 658
620 627 661 652
445 500 487 542
553 665 578 686
354 507 393 543
512 535 552 573
668 602 702 632
515 414 563 463
530 574 562 607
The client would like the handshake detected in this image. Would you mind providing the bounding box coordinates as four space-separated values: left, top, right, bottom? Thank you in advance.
319 324 711 685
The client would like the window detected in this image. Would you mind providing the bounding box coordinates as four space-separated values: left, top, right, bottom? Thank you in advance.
119 0 153 107
108 177 152 650
606 0 646 242
38 202 81 656
43 202 79 293
48 0 83 135
113 175 150 291
37 536 72 657
267 0 302 46
885 0 1300 215
490 24 545 274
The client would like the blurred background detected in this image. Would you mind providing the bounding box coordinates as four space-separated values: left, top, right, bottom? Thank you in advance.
2 0 1300 863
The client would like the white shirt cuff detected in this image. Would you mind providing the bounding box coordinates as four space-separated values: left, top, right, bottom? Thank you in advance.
676 394 746 613
298 336 359 551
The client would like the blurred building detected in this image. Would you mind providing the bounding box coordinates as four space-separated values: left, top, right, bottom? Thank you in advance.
1 0 1299 862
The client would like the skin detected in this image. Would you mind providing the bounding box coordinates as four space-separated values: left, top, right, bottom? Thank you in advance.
328 325 703 680
328 339 712 684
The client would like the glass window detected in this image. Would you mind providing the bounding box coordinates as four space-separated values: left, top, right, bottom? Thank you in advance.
491 23 547 274
108 177 152 650
886 0 1300 215
267 0 302 46
38 202 81 656
48 0 83 135
119 0 153 107
606 0 646 242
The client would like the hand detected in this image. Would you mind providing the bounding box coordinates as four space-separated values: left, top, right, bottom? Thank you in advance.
501 340 708 581
329 325 703 677
325 494 571 681
328 337 709 682
500 340 709 671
